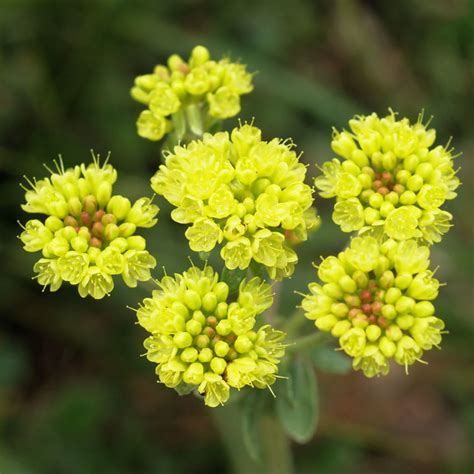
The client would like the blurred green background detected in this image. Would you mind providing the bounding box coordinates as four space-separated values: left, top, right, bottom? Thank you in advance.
1 0 473 473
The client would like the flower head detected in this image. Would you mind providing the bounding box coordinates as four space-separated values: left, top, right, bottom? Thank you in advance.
131 45 254 142
151 124 319 279
137 265 286 407
315 111 460 243
302 236 446 377
19 154 158 298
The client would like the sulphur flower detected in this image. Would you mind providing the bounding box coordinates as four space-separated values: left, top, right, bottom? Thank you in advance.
150 124 320 279
136 265 286 407
131 45 254 142
19 154 158 299
315 110 460 243
301 236 446 377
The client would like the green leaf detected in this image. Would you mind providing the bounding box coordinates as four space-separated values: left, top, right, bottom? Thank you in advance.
241 391 266 463
309 345 352 374
173 382 196 396
275 356 318 443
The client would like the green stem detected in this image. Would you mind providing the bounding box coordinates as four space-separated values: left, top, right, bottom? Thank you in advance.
260 415 294 474
287 331 331 354
212 403 294 474
282 309 307 337
212 404 261 474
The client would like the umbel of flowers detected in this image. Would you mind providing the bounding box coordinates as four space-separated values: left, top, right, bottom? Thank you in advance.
302 236 446 377
137 265 286 407
151 124 320 279
315 111 460 243
131 45 253 142
19 155 158 299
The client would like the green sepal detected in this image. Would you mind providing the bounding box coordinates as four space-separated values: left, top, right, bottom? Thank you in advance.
173 382 196 396
275 356 319 443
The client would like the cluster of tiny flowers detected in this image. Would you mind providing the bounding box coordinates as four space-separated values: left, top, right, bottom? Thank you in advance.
315 111 460 243
151 124 319 279
19 156 158 299
302 236 445 377
137 265 286 407
131 45 253 142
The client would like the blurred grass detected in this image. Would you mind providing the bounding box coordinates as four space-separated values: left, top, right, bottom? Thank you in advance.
1 0 473 473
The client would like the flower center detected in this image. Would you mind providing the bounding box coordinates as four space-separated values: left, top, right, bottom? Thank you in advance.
372 171 404 196
346 279 389 329
62 195 117 249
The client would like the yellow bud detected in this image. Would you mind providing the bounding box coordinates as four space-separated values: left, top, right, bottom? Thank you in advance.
210 357 227 374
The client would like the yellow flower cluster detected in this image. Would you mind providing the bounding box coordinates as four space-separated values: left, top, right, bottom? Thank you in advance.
302 236 445 377
131 45 253 141
19 155 158 298
151 124 319 279
315 111 460 243
137 265 286 407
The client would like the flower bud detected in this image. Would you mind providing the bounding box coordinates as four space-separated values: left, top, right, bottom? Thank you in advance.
127 235 146 250
45 216 63 232
68 197 82 216
198 347 213 362
210 357 227 375
118 222 136 238
385 287 402 304
385 325 403 341
366 324 382 342
183 362 204 384
174 332 193 349
315 314 338 331
201 292 217 313
107 195 131 220
216 320 232 336
104 223 120 241
396 314 415 330
184 290 201 310
331 320 352 337
379 336 396 357
91 222 104 238
339 275 357 293
190 45 210 66
181 347 198 363
214 341 230 357
413 301 435 317
331 302 349 318
213 282 229 302
48 237 70 256
395 272 413 289
109 237 128 253
395 295 415 314
215 302 228 319
83 195 98 215
96 182 112 208
71 236 88 253
381 304 397 320
376 271 392 289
